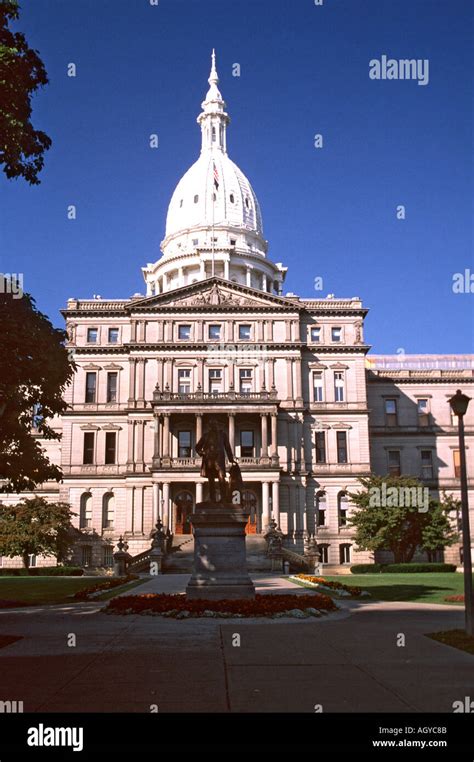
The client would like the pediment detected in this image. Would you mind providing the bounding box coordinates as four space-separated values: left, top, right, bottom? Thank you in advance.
129 278 300 312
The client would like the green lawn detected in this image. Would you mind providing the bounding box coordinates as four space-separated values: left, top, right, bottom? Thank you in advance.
324 573 469 605
0 577 125 605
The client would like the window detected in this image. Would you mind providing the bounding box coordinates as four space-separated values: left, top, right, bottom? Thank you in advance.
245 197 249 209
315 431 326 463
212 127 216 142
417 398 430 427
239 369 252 394
209 368 222 395
83 432 95 465
80 493 92 529
230 238 237 246
385 398 398 426
336 431 348 464
239 324 251 340
103 546 114 567
427 549 444 563
178 369 191 395
338 493 349 526
319 544 329 564
240 430 254 457
334 372 345 402
85 372 97 403
102 493 115 529
106 372 118 403
388 450 401 476
81 545 92 567
453 450 461 478
310 327 321 343
313 372 324 402
331 327 342 343
108 328 119 344
28 554 37 568
178 430 192 458
105 432 116 465
316 492 326 526
194 194 199 203
192 238 198 246
230 193 235 203
340 544 352 564
421 450 433 479
87 327 98 343
178 324 191 340
208 324 221 340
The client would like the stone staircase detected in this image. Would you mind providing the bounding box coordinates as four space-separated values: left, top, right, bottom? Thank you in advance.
161 533 274 574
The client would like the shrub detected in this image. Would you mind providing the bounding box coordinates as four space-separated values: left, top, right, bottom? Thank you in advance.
350 562 456 574
0 566 84 577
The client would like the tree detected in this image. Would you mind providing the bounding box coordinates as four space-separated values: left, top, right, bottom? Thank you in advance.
0 497 75 568
0 288 75 493
0 0 51 184
347 475 459 564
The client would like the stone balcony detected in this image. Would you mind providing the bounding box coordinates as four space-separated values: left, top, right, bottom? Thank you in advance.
153 389 279 405
152 455 280 471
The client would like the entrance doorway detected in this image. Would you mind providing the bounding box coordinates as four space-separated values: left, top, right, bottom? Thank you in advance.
174 491 193 534
242 489 258 535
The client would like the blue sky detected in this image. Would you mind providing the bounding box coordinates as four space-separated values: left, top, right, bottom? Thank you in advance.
1 0 472 353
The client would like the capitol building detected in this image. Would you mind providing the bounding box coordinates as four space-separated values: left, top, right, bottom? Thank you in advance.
7 53 473 571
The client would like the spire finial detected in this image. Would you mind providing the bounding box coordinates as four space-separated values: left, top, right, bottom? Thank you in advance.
209 48 218 86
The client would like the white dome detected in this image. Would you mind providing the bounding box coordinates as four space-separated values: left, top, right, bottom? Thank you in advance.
165 151 263 239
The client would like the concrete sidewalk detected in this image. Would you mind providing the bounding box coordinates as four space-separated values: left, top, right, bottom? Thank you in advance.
126 573 315 596
0 588 471 713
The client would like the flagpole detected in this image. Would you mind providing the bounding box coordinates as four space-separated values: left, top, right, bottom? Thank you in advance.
212 175 215 277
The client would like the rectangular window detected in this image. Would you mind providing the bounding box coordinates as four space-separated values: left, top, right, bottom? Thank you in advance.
209 368 222 395
239 368 252 394
108 328 119 344
385 398 398 426
240 430 254 457
85 372 97 403
192 238 199 246
331 327 342 343
105 432 116 465
388 450 401 476
81 546 92 568
317 508 326 527
83 432 95 464
453 450 461 478
178 430 192 458
29 554 37 568
106 372 118 403
178 324 191 340
310 327 321 343
208 324 221 340
421 449 433 479
313 372 324 402
178 369 191 394
315 431 326 463
417 398 430 427
340 545 351 564
334 372 345 402
336 431 348 464
87 327 98 343
239 324 251 340
103 546 114 568
319 545 329 564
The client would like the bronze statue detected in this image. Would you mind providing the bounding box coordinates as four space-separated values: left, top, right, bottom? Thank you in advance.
196 420 237 503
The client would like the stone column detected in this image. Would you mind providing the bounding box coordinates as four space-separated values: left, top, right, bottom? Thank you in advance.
136 359 145 406
136 420 144 467
162 413 170 459
153 415 161 461
224 259 230 280
128 359 136 405
126 487 134 533
262 481 271 532
262 273 267 291
153 482 159 527
271 413 278 458
163 482 170 529
260 413 268 460
268 357 275 388
246 267 252 287
196 482 203 504
228 413 235 452
272 481 280 527
200 259 206 279
127 420 135 467
196 414 202 445
286 358 293 400
295 357 303 403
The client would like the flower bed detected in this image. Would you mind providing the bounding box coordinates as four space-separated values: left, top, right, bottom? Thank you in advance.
292 574 364 597
104 592 336 618
444 594 464 602
73 575 139 601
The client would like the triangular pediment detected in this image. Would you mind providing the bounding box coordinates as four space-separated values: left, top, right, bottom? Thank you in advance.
128 277 300 312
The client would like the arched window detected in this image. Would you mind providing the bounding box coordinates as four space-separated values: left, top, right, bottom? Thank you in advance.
179 199 183 208
102 493 115 529
194 194 199 204
230 193 235 204
316 491 327 527
245 197 250 209
80 493 92 529
212 126 216 142
338 492 349 527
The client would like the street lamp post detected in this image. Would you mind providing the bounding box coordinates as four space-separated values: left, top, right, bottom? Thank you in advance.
449 389 472 636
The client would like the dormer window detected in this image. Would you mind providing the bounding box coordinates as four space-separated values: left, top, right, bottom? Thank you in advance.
230 193 235 203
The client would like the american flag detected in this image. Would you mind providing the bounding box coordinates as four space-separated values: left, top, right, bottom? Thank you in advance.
213 161 219 190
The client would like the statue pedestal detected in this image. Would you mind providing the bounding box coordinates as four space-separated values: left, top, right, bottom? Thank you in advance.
186 501 256 600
